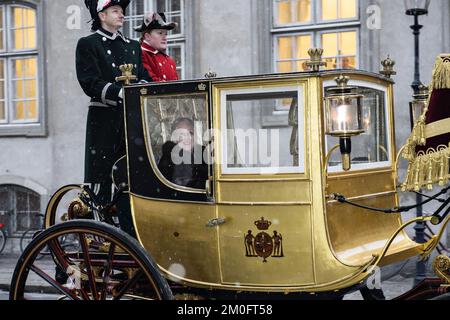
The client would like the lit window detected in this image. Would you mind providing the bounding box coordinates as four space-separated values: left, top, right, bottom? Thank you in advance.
11 6 36 50
274 0 311 26
272 0 359 73
321 0 357 21
12 57 38 121
0 4 39 126
321 31 357 69
275 34 312 72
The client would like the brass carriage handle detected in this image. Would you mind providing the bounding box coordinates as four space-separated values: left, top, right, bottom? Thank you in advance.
206 217 226 227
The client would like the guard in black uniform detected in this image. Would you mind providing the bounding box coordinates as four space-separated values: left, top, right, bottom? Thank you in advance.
76 0 152 236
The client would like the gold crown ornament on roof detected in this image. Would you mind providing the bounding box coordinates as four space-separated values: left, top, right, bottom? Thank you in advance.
400 54 450 191
334 74 350 87
380 55 397 78
306 48 327 72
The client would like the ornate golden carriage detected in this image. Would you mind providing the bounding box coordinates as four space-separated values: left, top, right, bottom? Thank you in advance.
9 62 450 300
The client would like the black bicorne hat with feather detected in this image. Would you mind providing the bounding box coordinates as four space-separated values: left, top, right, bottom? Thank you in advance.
134 12 177 32
84 0 131 31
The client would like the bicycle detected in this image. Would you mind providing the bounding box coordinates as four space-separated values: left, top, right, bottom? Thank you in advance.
0 223 6 254
20 213 48 259
20 213 80 260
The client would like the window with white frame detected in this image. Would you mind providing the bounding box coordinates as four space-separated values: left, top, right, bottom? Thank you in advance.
320 0 357 21
275 33 312 72
321 30 357 70
274 0 312 26
273 0 359 73
123 0 185 79
0 3 39 125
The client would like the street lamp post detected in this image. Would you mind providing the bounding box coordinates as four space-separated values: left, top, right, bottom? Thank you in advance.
404 0 431 286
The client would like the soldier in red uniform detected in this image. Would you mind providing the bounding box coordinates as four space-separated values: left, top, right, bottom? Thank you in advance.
134 13 179 82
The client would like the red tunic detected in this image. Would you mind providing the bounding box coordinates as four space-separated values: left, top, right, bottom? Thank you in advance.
141 41 179 82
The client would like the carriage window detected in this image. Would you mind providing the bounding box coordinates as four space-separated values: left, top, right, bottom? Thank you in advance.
221 86 304 174
326 85 391 172
143 93 209 190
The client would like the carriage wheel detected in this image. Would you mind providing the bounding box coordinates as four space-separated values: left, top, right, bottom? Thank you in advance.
20 229 50 260
10 220 173 300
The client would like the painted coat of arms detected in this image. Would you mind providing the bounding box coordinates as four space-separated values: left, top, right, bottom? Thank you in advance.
244 217 284 263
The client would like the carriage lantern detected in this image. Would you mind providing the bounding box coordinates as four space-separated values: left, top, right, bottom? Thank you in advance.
404 0 431 15
325 75 364 171
410 84 429 124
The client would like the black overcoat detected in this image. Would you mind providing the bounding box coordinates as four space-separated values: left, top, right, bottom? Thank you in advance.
76 28 152 183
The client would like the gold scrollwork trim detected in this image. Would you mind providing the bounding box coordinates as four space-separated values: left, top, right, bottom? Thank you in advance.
379 217 433 258
433 255 450 285
421 215 450 259
44 184 84 229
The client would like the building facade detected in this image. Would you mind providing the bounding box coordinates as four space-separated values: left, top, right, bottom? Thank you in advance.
0 0 449 253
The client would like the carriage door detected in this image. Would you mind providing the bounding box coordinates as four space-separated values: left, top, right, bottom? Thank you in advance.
128 82 221 284
213 81 315 286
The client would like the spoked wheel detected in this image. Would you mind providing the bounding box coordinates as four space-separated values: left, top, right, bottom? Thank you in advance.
20 229 50 260
20 229 34 253
10 220 173 300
